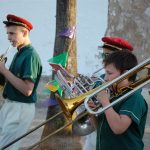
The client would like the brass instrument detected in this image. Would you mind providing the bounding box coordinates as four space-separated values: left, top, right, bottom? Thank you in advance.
51 58 150 136
53 65 105 135
0 45 12 62
0 45 12 88
54 65 104 98
29 58 150 149
1 58 150 150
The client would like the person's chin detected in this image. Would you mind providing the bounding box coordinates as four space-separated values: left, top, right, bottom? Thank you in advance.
12 43 17 48
10 42 15 47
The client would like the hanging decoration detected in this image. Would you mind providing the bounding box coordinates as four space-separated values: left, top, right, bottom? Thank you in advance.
45 80 59 92
44 80 63 96
48 52 68 68
40 98 58 107
43 25 76 106
59 26 76 39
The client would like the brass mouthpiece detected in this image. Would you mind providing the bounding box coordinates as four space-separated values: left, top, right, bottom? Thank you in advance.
0 45 12 63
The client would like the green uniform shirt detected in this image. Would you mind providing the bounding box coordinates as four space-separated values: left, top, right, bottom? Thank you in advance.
3 44 42 103
96 89 148 150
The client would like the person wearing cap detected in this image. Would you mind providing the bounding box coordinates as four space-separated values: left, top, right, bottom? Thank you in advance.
83 36 134 150
99 36 133 60
0 14 42 150
94 50 147 150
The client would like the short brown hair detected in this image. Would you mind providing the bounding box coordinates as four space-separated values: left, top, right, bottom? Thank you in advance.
104 50 138 81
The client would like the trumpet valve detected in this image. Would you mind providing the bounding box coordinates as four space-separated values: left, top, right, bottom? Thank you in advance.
0 55 7 63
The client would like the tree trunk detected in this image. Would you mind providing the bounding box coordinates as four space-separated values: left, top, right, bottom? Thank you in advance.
39 0 82 150
106 0 150 62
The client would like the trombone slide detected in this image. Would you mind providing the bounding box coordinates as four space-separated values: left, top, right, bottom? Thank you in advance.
84 58 150 115
84 79 150 115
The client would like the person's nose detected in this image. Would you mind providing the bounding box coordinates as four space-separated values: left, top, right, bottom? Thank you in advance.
104 74 108 82
7 35 11 41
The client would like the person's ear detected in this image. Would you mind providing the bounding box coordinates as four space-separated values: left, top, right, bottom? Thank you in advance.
22 29 28 37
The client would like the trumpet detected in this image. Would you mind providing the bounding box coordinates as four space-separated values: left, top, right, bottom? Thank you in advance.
0 45 12 88
1 58 150 150
0 45 12 62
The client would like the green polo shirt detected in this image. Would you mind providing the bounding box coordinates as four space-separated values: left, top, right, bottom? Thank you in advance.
96 89 148 150
3 44 42 103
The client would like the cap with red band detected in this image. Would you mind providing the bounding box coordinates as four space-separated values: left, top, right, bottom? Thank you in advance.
101 36 133 51
3 14 33 31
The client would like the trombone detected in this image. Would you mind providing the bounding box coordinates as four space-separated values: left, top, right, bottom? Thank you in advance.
84 58 150 115
29 58 150 149
1 58 150 150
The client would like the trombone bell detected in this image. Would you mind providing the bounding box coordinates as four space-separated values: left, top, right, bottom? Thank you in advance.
55 84 104 119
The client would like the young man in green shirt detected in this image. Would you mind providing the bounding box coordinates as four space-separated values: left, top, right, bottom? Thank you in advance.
95 50 148 150
0 14 42 150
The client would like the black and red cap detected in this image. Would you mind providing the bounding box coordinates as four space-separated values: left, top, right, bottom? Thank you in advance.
3 14 33 31
100 36 133 51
